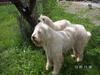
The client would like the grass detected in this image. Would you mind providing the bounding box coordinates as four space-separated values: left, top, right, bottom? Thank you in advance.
0 2 100 75
0 4 21 51
96 16 100 20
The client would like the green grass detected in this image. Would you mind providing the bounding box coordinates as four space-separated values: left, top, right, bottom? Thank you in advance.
0 4 21 51
0 3 100 75
95 16 100 20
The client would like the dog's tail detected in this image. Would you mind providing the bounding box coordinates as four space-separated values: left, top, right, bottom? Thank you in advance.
87 31 91 37
86 31 91 42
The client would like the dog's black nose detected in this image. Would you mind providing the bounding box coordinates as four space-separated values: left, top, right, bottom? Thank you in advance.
37 19 41 23
31 36 39 44
31 35 35 41
32 36 36 40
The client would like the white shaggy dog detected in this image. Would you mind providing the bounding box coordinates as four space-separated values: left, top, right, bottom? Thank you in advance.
38 15 71 30
31 22 91 75
38 15 91 59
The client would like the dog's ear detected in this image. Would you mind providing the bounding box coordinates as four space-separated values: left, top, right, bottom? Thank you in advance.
39 14 45 22
40 14 43 17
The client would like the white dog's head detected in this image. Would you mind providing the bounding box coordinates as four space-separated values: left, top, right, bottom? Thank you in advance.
38 14 53 25
31 22 51 46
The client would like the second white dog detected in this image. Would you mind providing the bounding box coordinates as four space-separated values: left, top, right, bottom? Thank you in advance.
38 15 71 30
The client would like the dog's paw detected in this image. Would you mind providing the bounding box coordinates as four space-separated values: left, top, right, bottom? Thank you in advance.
76 57 82 62
46 65 49 71
71 54 76 58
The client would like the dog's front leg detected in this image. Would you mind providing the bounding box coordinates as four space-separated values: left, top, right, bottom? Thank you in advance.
46 58 53 71
45 48 53 71
52 55 64 75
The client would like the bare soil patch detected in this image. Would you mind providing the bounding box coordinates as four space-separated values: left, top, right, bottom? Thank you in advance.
59 1 100 26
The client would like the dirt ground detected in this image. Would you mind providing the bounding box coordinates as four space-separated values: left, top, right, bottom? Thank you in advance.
59 1 100 26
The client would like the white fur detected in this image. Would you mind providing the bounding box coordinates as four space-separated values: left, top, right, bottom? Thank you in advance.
31 22 91 75
38 15 71 30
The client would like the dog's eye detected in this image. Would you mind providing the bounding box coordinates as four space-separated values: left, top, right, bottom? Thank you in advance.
42 18 45 21
38 31 41 34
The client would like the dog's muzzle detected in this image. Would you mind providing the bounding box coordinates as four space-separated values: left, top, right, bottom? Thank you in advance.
31 36 41 46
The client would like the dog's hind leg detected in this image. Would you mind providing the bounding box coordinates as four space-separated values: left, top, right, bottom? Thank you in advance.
71 48 76 58
74 41 85 62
